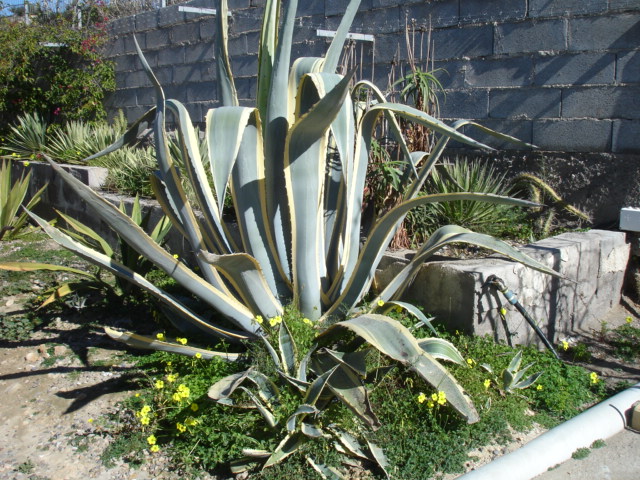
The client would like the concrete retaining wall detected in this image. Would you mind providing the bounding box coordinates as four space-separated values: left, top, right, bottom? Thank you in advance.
104 0 640 154
376 230 630 346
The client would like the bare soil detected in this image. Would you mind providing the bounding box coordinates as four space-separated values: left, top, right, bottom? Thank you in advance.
1 251 639 480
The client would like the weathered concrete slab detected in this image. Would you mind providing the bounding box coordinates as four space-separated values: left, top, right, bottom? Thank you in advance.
375 230 630 347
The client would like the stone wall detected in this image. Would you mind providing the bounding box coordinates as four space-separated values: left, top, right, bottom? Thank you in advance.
103 0 640 225
104 0 640 154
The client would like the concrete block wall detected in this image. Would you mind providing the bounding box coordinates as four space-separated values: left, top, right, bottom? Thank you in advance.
375 230 630 347
104 0 640 154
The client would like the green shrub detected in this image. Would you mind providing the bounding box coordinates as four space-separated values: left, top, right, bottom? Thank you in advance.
0 0 115 134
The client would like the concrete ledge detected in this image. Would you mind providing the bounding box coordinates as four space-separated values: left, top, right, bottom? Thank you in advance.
375 230 630 347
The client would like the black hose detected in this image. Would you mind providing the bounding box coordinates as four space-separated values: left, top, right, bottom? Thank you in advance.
485 275 561 360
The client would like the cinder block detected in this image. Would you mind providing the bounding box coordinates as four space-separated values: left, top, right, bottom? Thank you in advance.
620 207 640 232
466 57 534 88
431 25 494 61
232 33 252 56
616 50 640 84
184 41 214 64
460 0 526 23
173 64 201 84
157 5 186 27
534 52 615 86
613 120 640 153
533 119 612 152
124 70 152 89
529 0 608 18
154 66 173 86
171 22 199 45
297 0 324 16
105 89 137 108
135 10 158 31
230 54 259 78
326 0 374 17
401 1 460 29
439 89 489 119
569 14 640 51
373 34 402 65
114 54 142 72
199 18 216 42
490 88 561 119
432 60 469 90
108 16 136 36
374 230 629 346
187 81 218 102
562 86 640 120
357 6 403 34
145 28 171 50
609 0 640 11
157 46 185 67
495 19 567 55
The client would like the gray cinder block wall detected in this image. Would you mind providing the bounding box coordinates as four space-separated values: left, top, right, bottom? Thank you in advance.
104 0 640 225
105 0 640 154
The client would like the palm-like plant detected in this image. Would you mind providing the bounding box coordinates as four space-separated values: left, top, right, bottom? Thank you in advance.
23 0 560 470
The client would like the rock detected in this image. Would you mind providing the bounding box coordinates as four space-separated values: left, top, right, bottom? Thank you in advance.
5 298 14 307
25 352 39 363
53 346 67 356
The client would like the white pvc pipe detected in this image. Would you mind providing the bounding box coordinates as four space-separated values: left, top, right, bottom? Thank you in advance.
457 382 640 480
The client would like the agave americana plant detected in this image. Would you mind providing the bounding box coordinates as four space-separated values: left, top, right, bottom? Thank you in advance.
19 0 560 471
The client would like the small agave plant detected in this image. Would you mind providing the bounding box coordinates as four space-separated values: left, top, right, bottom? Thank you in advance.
20 0 559 473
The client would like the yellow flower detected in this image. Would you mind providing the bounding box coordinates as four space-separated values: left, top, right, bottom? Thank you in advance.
176 337 187 345
190 403 199 412
590 372 599 385
24 161 30 167
195 352 202 359
177 384 190 398
499 307 507 316
147 435 157 446
377 299 385 307
536 384 543 391
154 380 164 389
150 445 160 453
176 422 186 433
254 315 264 325
140 405 151 415
302 318 313 326
417 392 427 403
561 340 569 351
156 333 165 341
437 391 447 405
167 374 178 383
427 400 435 409
140 416 150 426
135 393 140 397
173 253 179 259
185 416 198 427
87 418 94 423
166 361 172 367
626 316 633 324
269 316 282 327
466 358 476 367
484 379 491 390
172 393 183 402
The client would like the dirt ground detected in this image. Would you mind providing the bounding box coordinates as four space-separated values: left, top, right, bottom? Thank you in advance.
0 288 639 480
